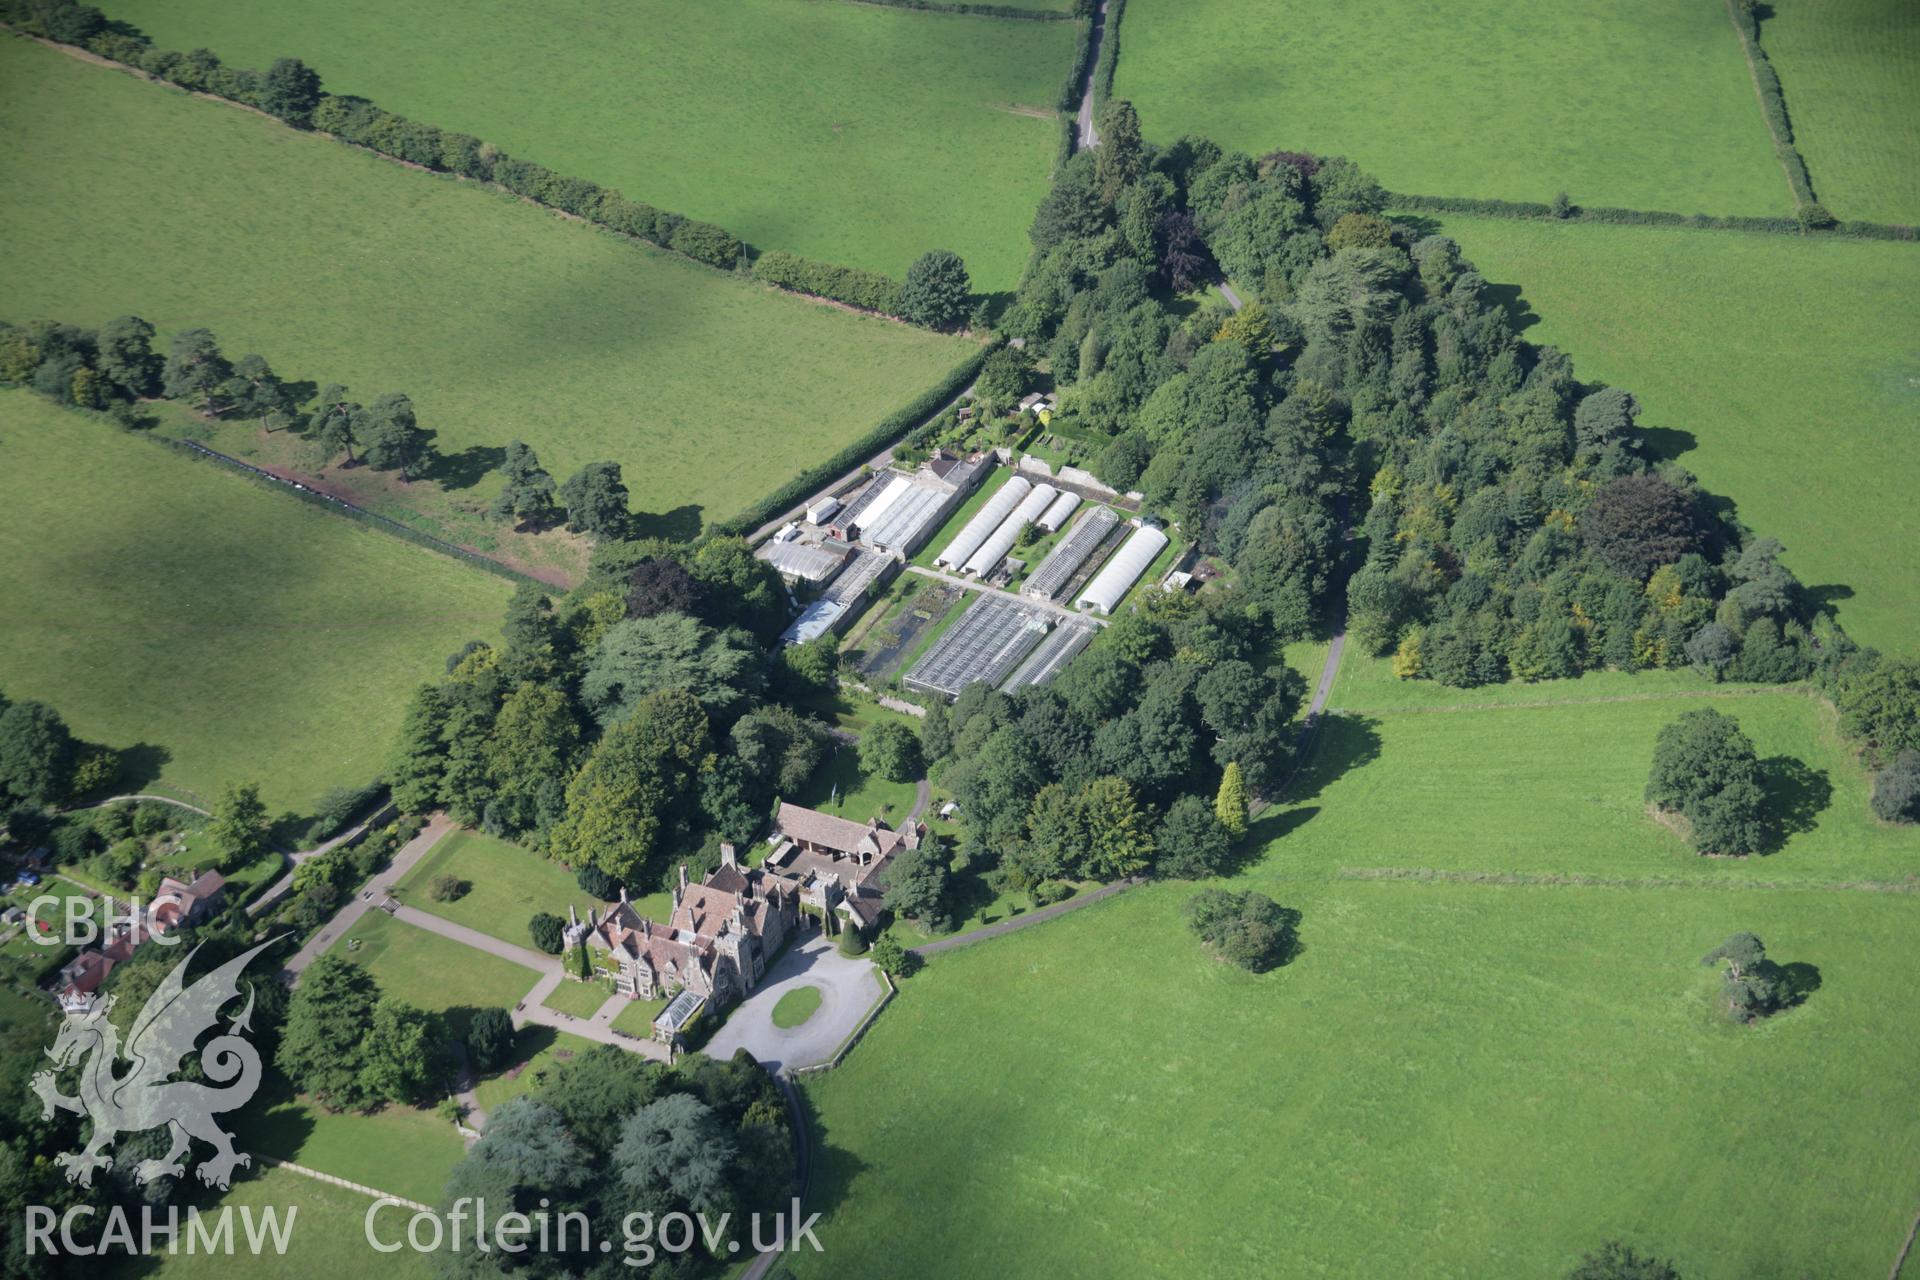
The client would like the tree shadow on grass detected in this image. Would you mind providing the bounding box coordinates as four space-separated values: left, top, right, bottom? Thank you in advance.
1224 805 1321 877
443 1002 503 1044
1482 282 1540 333
940 866 1000 929
230 1068 318 1163
422 443 506 492
1387 213 1443 240
111 742 171 793
1637 424 1697 463
1777 959 1821 1010
630 504 704 542
1280 714 1383 806
791 1076 870 1214
1760 755 1831 851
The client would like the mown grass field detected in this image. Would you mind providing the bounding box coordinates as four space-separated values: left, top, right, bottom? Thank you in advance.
328 909 539 1032
0 38 974 528
393 827 609 951
124 0 1077 287
146 1166 435 1279
799 879 1920 1278
1113 0 1787 214
1422 213 1920 654
1763 0 1920 224
800 591 1919 1275
797 675 1920 1277
235 1071 464 1206
1299 685 1917 886
0 390 510 815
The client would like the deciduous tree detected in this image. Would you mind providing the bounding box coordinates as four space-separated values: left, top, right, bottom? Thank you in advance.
898 250 971 331
208 781 270 867
559 461 630 536
1645 709 1766 855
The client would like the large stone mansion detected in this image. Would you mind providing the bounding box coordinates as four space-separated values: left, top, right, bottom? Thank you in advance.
565 802 923 1037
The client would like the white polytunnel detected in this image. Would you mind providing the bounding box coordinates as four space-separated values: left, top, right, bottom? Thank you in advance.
934 476 1031 570
961 483 1056 578
1075 523 1168 614
1035 489 1081 533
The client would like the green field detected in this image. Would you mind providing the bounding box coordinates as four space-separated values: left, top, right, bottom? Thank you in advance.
0 391 510 814
1420 213 1920 653
124 0 1077 287
797 675 1920 1276
329 909 540 1031
236 1073 464 1206
147 1167 435 1279
394 828 607 951
0 38 974 527
800 879 1919 1278
1300 687 1917 886
1763 0 1920 223
1114 0 1788 214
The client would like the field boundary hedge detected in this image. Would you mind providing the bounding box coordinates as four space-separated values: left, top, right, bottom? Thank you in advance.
142 432 545 586
0 14 934 323
714 340 1000 538
1055 6 1098 114
1721 0 1822 221
1387 192 1917 242
817 0 1081 20
1091 0 1125 110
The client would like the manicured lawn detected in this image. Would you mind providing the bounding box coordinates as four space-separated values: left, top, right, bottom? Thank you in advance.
1763 0 1920 223
235 1071 464 1206
127 0 1076 287
393 828 605 952
148 1166 436 1278
328 909 540 1033
0 390 510 815
792 743 920 829
1114 0 1787 214
472 1025 600 1113
610 995 670 1038
540 977 615 1020
1422 214 1920 653
0 39 975 528
771 985 824 1029
799 879 1920 1278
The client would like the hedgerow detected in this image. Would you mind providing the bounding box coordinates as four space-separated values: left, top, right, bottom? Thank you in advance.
752 250 904 316
0 1 1004 314
1092 0 1126 110
1387 193 1916 241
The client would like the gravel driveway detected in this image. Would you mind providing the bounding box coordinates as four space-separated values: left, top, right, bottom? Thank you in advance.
703 932 885 1074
